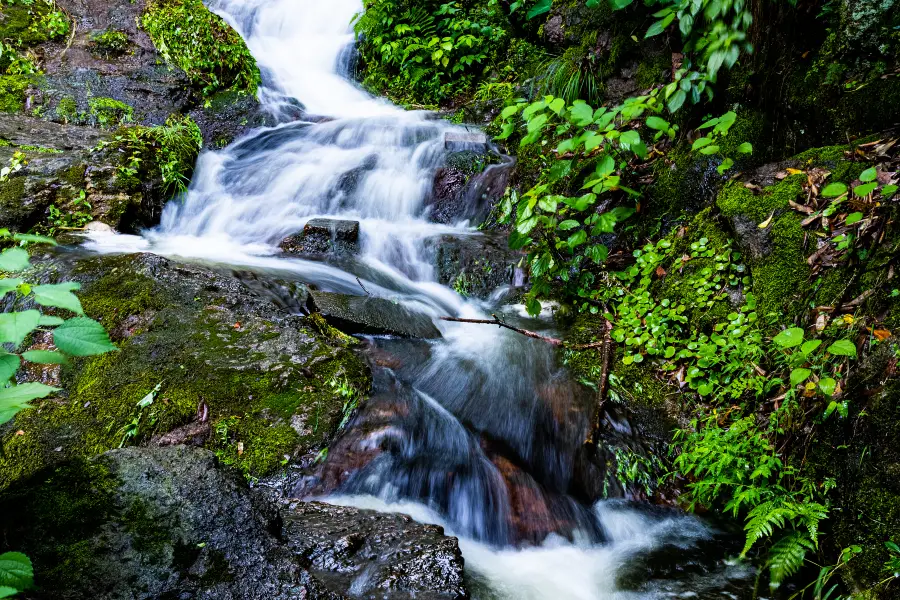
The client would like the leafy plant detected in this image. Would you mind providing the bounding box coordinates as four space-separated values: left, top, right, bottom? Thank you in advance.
0 552 33 598
143 0 260 97
89 29 129 58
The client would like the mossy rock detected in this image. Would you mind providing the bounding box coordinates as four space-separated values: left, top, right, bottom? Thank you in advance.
0 253 370 488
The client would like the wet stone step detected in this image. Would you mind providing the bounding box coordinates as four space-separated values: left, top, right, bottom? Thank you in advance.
308 290 442 339
279 218 361 256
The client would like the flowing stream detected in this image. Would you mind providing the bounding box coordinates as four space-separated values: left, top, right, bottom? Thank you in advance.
87 0 754 597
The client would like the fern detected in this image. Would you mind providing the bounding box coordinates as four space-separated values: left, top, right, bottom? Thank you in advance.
768 531 815 588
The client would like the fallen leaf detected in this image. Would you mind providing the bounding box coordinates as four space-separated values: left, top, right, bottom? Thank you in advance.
15 430 24 436
234 322 241 329
801 214 821 227
787 168 804 175
758 211 776 229
789 200 814 214
237 442 244 456
775 171 789 180
873 329 892 341
655 266 667 278
816 313 829 331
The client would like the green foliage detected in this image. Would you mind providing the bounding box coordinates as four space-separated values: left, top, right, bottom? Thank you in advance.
95 114 202 194
87 97 133 129
142 0 260 97
354 0 506 105
0 552 32 597
44 190 92 235
0 232 117 426
673 412 829 588
89 29 129 58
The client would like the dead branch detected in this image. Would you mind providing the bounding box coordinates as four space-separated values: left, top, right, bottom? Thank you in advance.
439 315 605 350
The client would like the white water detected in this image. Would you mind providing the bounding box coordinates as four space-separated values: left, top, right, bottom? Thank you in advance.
85 0 750 597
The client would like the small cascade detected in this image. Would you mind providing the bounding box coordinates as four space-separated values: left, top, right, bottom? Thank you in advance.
83 0 753 596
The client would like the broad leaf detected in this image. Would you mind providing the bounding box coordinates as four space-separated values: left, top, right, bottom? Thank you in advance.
53 317 118 356
0 278 23 297
645 116 669 131
853 182 877 197
0 310 41 348
826 339 856 358
858 167 877 183
32 282 84 315
0 382 60 425
800 339 821 356
21 350 69 365
845 212 863 226
821 182 847 198
0 353 20 383
0 552 32 592
790 368 811 387
526 0 552 19
12 233 56 246
0 248 30 272
773 327 805 348
818 377 837 397
737 142 753 154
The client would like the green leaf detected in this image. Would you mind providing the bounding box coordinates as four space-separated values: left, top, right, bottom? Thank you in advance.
826 339 857 358
692 137 712 150
500 105 519 119
0 552 33 592
773 327 805 348
0 310 41 348
881 184 897 197
667 89 686 113
737 142 753 154
619 130 641 151
21 350 69 365
596 155 616 178
858 167 877 183
645 116 669 131
526 0 552 19
717 157 734 174
853 182 877 197
0 353 20 383
568 101 594 127
548 97 565 115
845 212 864 226
818 377 837 397
31 282 84 315
0 248 30 273
0 278 23 297
0 383 60 425
821 182 847 198
12 233 56 246
38 315 65 326
800 339 822 356
699 145 720 155
790 368 812 386
558 219 580 231
0 586 21 598
53 317 118 357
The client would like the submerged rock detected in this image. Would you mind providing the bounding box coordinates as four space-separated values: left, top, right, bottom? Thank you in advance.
280 218 362 256
309 290 442 339
0 445 468 599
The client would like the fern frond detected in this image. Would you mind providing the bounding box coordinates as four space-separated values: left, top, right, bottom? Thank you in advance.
768 531 814 589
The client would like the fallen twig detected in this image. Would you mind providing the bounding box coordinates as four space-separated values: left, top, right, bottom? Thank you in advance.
439 315 605 350
355 277 371 296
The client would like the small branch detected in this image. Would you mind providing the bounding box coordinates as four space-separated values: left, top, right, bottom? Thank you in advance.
588 320 614 447
355 277 371 296
439 315 607 351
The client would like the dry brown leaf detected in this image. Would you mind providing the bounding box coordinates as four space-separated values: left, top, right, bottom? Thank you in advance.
787 168 804 175
873 329 892 341
816 312 829 332
789 200 814 214
656 266 667 278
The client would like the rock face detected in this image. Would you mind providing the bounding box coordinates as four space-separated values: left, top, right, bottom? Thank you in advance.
0 252 370 487
280 218 362 256
0 446 468 600
427 151 513 225
426 232 523 300
308 290 442 339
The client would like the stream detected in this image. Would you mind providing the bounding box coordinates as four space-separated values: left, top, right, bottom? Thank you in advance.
85 0 756 597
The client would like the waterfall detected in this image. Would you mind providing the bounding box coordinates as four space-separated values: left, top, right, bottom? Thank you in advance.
84 0 752 597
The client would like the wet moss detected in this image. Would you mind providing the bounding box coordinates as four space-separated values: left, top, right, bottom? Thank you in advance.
0 75 30 113
0 255 370 487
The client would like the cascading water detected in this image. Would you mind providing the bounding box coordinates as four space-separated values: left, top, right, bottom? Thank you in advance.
87 0 754 597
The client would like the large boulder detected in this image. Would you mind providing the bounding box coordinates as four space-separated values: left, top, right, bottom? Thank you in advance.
0 251 370 487
0 445 468 599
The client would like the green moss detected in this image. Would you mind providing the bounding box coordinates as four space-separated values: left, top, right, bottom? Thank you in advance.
0 75 31 113
717 176 811 321
0 176 26 216
142 0 260 97
635 53 671 90
90 29 130 58
88 97 133 128
55 95 78 122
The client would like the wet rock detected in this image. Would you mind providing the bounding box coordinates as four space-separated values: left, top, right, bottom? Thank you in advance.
188 90 274 149
427 151 513 225
444 130 489 152
426 232 524 300
0 252 370 487
284 502 468 600
280 218 362 257
0 446 468 599
308 290 442 339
